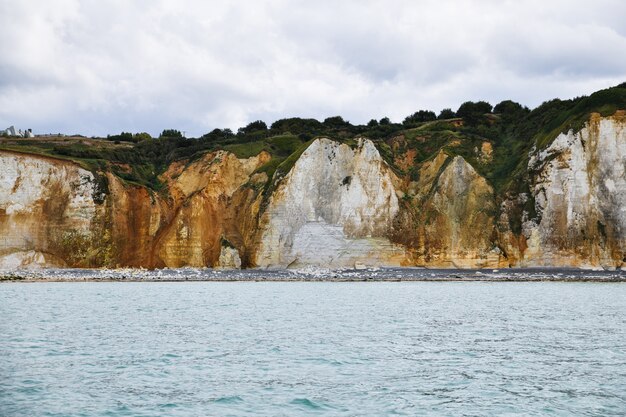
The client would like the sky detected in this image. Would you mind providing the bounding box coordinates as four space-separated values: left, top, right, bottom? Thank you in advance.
1 0 626 137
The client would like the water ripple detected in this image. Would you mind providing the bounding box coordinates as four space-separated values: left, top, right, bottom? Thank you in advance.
1 281 625 416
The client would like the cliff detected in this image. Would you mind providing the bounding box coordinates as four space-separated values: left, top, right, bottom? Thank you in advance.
519 112 626 268
0 152 106 268
1 88 625 269
394 151 503 268
254 138 407 268
0 149 270 268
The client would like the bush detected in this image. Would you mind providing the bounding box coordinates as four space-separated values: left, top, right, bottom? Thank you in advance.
270 118 323 135
403 110 436 125
159 129 183 138
238 120 268 135
134 132 152 142
323 116 349 128
438 108 456 119
456 101 493 126
107 132 134 142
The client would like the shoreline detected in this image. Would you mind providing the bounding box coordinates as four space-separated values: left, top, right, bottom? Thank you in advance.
2 267 625 283
4 278 626 283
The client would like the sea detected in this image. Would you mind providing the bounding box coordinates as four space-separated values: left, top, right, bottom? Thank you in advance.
1 280 625 416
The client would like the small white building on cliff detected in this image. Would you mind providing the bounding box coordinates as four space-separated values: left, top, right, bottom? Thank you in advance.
1 126 34 138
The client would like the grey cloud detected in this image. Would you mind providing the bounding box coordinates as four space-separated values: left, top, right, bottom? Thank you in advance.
0 0 625 137
490 23 626 78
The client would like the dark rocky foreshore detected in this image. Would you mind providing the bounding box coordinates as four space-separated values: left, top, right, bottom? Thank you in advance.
1 267 625 282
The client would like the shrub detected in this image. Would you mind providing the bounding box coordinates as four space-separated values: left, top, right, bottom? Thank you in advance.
238 120 268 135
438 108 456 119
159 129 183 138
456 101 493 126
403 110 436 125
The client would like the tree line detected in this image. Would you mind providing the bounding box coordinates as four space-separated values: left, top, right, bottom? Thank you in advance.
104 99 531 144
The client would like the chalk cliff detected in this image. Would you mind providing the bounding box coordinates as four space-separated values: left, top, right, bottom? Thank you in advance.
0 152 107 268
520 112 626 269
0 112 624 269
254 138 407 268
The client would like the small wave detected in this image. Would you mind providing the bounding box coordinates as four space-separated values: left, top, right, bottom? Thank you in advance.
213 395 243 404
290 398 325 410
17 386 43 394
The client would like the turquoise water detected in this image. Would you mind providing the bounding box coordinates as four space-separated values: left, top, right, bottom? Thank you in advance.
1 282 625 416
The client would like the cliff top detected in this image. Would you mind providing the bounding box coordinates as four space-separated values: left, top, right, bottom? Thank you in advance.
1 83 625 194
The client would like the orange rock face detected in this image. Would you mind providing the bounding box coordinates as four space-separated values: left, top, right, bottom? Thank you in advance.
392 151 504 268
105 151 270 268
0 149 270 268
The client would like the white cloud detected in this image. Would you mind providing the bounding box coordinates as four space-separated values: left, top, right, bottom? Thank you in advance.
0 0 625 136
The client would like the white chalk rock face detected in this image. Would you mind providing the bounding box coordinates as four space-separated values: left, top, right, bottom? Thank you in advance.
0 152 102 267
524 114 626 268
255 138 407 268
216 245 242 269
0 250 66 269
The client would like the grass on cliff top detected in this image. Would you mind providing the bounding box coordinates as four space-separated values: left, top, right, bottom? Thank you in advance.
2 83 624 196
0 141 108 173
523 85 626 150
374 126 485 182
487 84 626 194
224 134 307 180
0 134 305 191
255 138 314 186
0 138 168 189
223 134 302 159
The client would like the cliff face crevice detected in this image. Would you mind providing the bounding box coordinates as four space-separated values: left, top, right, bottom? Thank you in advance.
1 112 624 269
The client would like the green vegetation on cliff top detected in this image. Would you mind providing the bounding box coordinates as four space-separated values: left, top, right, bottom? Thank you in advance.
1 83 625 194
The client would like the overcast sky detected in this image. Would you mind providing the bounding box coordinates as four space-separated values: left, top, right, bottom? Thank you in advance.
1 0 626 137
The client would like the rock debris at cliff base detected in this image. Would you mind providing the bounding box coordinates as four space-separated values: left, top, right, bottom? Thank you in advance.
1 268 625 282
